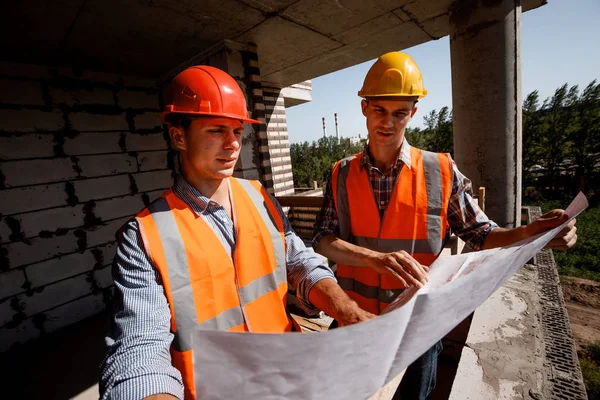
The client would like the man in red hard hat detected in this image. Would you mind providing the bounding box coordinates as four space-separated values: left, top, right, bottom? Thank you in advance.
100 66 375 400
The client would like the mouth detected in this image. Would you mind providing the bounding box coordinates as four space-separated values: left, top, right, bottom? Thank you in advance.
376 130 395 137
217 157 237 166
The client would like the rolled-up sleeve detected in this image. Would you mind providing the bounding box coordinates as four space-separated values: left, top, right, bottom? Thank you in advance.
100 220 184 400
447 159 498 250
270 196 336 316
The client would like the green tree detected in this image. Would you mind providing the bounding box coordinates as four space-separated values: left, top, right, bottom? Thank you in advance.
422 107 454 155
522 90 545 193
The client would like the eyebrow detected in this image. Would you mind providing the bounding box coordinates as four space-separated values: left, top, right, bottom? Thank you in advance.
207 124 243 129
373 106 412 113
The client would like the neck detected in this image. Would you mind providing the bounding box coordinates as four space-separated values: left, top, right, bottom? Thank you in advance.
368 141 403 172
181 168 229 203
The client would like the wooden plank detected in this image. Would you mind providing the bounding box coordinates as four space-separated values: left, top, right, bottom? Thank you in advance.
276 196 324 208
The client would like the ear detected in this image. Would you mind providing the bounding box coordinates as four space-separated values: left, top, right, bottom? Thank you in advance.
410 105 418 118
169 125 187 151
361 99 369 117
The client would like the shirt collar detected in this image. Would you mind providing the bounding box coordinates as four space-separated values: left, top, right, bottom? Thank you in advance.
173 175 214 215
360 138 412 171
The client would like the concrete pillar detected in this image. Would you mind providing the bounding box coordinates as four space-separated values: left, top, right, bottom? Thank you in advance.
449 0 522 228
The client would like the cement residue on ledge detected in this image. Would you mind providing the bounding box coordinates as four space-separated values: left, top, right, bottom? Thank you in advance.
449 264 547 400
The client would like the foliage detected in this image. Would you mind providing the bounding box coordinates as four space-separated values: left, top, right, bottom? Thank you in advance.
579 342 600 399
290 136 365 188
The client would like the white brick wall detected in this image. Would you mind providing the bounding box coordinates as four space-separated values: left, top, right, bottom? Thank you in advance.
94 195 145 221
134 170 173 192
138 151 168 171
125 132 168 151
73 175 132 202
51 88 115 106
1 183 68 215
118 90 160 109
78 153 137 178
0 134 56 160
0 78 45 105
0 109 65 132
70 113 129 132
18 273 92 317
2 158 78 187
0 318 39 353
25 251 96 287
6 233 78 268
0 269 27 299
43 293 105 334
63 132 122 155
15 204 85 237
0 62 169 352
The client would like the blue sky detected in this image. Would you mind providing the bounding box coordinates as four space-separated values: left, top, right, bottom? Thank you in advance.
286 0 600 143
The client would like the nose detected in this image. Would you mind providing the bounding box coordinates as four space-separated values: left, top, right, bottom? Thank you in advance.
224 129 241 150
381 113 394 128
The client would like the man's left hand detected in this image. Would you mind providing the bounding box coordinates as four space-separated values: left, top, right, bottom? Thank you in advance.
525 209 578 250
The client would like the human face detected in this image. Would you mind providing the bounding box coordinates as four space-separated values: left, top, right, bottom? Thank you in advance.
361 99 417 148
169 117 243 183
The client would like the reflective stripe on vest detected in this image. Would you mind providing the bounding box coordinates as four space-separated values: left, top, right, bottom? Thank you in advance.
136 177 290 399
332 147 453 314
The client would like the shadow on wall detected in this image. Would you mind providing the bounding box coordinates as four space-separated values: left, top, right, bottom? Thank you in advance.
0 312 108 400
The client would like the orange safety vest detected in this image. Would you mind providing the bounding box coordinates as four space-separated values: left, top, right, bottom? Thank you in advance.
332 147 453 315
136 178 291 400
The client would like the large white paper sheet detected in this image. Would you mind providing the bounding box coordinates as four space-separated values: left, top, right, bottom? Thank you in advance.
191 192 588 399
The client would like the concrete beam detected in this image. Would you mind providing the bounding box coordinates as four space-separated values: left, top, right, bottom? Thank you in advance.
450 0 522 228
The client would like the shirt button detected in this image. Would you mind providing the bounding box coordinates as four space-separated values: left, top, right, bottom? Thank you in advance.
380 201 385 205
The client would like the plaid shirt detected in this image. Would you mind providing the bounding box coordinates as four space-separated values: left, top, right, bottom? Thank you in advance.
312 139 498 251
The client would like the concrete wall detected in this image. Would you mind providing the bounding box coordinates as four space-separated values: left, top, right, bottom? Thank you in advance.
0 62 173 352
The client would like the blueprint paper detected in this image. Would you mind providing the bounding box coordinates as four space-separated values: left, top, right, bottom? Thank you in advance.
192 192 588 399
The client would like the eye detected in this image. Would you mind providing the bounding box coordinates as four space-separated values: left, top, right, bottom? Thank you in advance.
234 130 243 136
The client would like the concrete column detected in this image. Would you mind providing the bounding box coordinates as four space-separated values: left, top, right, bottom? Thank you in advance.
449 0 522 228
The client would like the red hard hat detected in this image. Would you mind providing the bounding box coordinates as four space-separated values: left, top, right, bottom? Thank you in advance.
160 65 261 124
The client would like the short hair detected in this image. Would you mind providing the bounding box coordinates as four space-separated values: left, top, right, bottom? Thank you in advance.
164 113 193 130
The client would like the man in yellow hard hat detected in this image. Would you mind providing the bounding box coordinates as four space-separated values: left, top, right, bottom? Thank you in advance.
313 52 578 399
100 65 375 400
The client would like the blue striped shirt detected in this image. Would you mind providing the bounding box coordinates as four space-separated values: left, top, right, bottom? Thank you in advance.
100 177 336 400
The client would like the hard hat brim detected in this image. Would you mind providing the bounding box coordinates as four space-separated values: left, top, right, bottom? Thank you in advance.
159 111 262 125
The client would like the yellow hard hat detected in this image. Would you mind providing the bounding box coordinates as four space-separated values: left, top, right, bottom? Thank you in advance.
358 52 428 99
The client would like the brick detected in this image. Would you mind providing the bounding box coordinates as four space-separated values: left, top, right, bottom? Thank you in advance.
50 88 115 106
134 170 173 192
70 112 129 132
43 293 105 334
99 242 117 266
122 76 157 88
0 134 55 160
5 233 78 268
18 204 84 238
78 153 137 178
0 109 65 132
0 269 27 299
138 150 168 171
93 265 113 289
118 90 159 110
0 183 68 215
62 131 122 155
145 189 166 203
86 217 129 248
0 61 49 79
26 251 96 287
0 297 16 326
0 317 40 352
73 175 131 202
0 78 44 106
133 113 162 131
125 132 168 151
2 158 78 187
82 71 120 85
94 195 144 221
0 219 11 243
21 273 92 317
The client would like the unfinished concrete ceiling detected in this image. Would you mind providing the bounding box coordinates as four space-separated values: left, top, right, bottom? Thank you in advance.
0 0 545 87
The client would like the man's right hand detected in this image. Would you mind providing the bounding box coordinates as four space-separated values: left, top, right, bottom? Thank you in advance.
367 250 428 288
